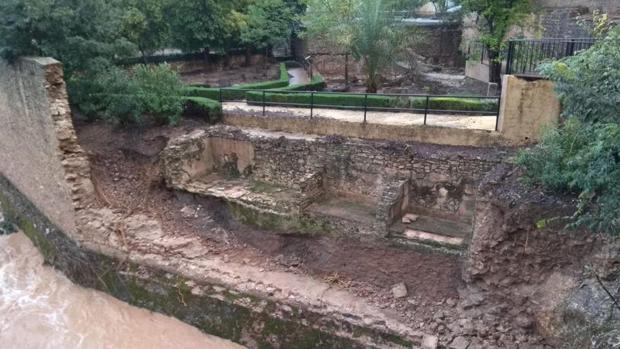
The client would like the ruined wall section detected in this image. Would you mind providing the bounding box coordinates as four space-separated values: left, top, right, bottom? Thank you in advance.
201 127 507 210
465 164 619 347
0 58 94 236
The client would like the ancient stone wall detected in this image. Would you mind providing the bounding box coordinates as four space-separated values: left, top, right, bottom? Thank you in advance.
0 58 94 236
201 127 507 211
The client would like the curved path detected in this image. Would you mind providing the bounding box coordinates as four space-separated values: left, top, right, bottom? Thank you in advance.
287 67 310 85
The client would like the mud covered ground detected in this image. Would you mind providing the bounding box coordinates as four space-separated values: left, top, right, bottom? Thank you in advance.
75 119 553 348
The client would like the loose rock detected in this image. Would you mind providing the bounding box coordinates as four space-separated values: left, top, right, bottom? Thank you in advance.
391 282 408 299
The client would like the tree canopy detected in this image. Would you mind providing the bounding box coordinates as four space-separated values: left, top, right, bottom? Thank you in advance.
302 0 406 92
460 0 532 82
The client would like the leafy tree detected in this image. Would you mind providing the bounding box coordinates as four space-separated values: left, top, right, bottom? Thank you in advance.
460 0 532 83
517 27 620 234
0 0 134 72
120 0 170 61
168 0 230 59
240 0 296 56
301 0 358 84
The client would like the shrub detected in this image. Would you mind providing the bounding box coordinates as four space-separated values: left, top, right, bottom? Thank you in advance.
518 27 620 234
517 119 620 234
182 96 223 123
69 63 185 125
538 27 620 123
133 64 184 125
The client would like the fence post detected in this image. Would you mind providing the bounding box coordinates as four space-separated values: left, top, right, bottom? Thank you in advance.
506 41 514 75
423 96 429 125
363 93 368 123
262 91 266 116
310 92 314 119
219 88 223 103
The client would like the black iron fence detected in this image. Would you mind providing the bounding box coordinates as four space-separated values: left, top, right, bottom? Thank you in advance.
213 88 501 131
505 38 596 76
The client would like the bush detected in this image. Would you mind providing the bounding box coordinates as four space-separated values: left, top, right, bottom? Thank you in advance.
69 63 185 125
517 119 620 234
518 27 620 234
182 96 222 123
538 27 620 123
133 64 184 124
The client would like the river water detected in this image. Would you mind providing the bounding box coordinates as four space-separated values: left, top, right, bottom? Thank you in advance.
0 231 245 349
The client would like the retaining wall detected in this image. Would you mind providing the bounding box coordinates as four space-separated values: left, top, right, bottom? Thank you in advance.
0 57 94 236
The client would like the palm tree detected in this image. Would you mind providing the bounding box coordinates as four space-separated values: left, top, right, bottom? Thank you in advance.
351 0 402 93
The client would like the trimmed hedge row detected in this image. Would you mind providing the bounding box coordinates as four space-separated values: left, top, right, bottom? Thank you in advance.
182 96 223 123
245 91 498 113
277 74 327 92
183 62 290 101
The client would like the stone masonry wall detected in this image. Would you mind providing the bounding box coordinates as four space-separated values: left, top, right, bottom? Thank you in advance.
203 127 508 208
0 58 94 236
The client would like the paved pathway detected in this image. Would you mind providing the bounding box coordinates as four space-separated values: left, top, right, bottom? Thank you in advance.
223 102 497 131
287 68 310 85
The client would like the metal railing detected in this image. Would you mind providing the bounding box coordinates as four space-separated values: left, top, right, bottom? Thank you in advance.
215 88 501 131
505 38 596 76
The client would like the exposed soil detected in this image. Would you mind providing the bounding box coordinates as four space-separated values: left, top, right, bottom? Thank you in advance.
76 119 460 302
75 119 553 348
180 63 281 87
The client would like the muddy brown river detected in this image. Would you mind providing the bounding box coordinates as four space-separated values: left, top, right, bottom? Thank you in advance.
0 232 245 349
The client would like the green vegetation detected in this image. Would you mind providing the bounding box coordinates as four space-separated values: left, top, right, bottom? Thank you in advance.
278 74 327 91
460 0 532 83
183 63 290 101
302 0 407 92
246 90 497 112
517 27 620 234
71 64 185 125
182 96 223 123
0 0 301 125
240 0 297 57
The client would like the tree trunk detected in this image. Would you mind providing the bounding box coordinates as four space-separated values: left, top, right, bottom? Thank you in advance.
140 48 148 65
366 77 378 93
345 53 349 86
203 47 210 63
245 47 252 67
488 48 502 84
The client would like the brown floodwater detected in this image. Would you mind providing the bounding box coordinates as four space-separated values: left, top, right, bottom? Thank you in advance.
0 232 246 349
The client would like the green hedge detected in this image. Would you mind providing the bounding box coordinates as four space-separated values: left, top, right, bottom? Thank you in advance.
246 91 498 113
183 63 289 101
182 96 222 123
277 74 326 92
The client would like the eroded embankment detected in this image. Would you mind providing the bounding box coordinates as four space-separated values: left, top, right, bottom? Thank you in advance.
465 165 620 349
2 57 618 349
